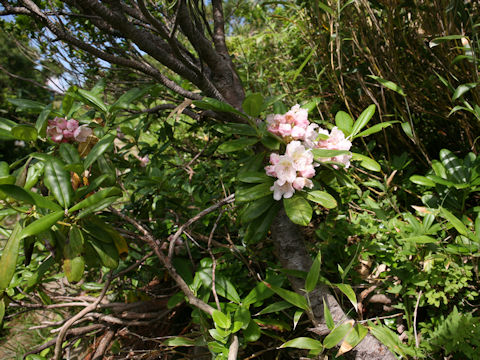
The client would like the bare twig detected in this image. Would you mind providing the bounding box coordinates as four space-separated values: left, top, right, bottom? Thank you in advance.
167 193 235 258
92 329 115 360
414 290 423 348
208 210 225 311
23 324 105 358
53 271 114 360
228 335 239 360
110 207 216 316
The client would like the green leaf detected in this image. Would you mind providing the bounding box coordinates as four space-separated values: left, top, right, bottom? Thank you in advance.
350 105 376 138
7 98 46 113
335 284 357 312
337 323 368 356
452 83 477 101
240 196 274 223
26 255 55 288
283 195 312 226
280 337 323 350
19 211 64 240
243 273 283 307
59 143 81 165
440 208 469 236
317 1 334 15
197 268 241 304
0 176 15 185
11 125 37 141
431 34 466 42
88 238 119 269
400 235 437 244
76 89 108 113
324 301 335 330
243 320 261 342
76 196 120 219
214 123 257 136
323 321 354 349
163 337 196 346
0 223 22 291
69 187 121 213
305 251 322 293
0 184 62 211
410 175 436 187
244 202 280 243
440 149 467 183
242 93 264 117
65 225 84 258
306 190 337 209
0 162 9 177
63 256 85 283
193 97 247 119
0 117 16 140
401 122 414 139
84 133 116 169
236 182 273 202
256 301 293 315
238 171 271 183
217 138 259 153
367 75 406 96
0 298 5 325
44 158 73 209
351 153 381 172
110 86 151 111
234 306 251 330
212 310 231 329
265 282 310 311
293 47 316 82
312 148 351 159
335 111 353 136
293 309 303 330
354 121 398 138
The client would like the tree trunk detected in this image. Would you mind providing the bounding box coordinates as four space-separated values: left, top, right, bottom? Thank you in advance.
271 209 396 360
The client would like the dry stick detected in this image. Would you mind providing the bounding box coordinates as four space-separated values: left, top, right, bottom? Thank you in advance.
110 207 215 316
53 272 114 360
208 210 225 311
227 335 239 360
167 194 235 259
23 324 105 358
92 329 115 360
413 290 423 348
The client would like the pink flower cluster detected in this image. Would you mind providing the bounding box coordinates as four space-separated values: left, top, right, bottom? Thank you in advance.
265 105 352 200
46 117 92 143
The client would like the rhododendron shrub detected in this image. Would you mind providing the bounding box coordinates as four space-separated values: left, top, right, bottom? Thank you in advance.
264 105 352 200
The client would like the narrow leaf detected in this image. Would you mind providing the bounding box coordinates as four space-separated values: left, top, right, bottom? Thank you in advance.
44 158 73 208
19 211 64 240
367 75 406 96
0 223 22 291
265 282 310 311
84 133 115 169
280 337 323 350
350 105 376 138
335 284 357 311
305 251 322 293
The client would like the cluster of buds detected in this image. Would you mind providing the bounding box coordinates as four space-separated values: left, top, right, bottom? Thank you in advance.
46 117 92 143
265 105 352 200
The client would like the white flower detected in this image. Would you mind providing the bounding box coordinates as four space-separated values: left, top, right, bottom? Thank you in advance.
274 155 297 185
270 180 295 200
285 141 314 172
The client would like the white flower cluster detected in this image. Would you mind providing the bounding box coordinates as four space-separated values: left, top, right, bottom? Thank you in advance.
265 105 352 200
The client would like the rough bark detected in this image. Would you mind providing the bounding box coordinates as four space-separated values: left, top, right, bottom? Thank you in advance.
271 209 396 360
